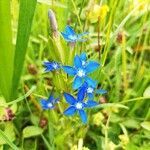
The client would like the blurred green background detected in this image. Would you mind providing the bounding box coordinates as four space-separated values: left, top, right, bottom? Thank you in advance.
0 0 150 149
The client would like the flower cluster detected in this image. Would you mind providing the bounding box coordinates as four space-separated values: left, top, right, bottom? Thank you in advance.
40 95 59 110
62 53 99 89
40 26 107 124
61 26 88 43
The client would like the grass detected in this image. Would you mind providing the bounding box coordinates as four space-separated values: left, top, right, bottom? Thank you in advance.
0 0 150 149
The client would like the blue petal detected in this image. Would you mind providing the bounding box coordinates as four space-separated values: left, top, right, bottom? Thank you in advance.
78 110 87 124
87 93 94 99
62 66 76 76
48 96 54 102
61 32 74 42
40 99 53 110
79 82 88 92
44 61 52 65
82 82 88 88
73 76 83 89
43 62 54 71
64 93 76 105
77 87 86 101
74 55 82 68
86 100 98 108
96 89 107 94
65 26 75 35
86 61 100 73
40 99 47 106
80 53 87 61
64 106 76 116
85 77 97 88
51 62 60 69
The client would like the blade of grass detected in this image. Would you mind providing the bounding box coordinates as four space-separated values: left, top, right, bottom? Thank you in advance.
102 1 145 66
41 134 52 149
120 96 150 104
7 86 36 106
11 0 37 99
0 0 14 101
96 103 129 110
121 33 128 90
101 0 118 66
0 130 19 150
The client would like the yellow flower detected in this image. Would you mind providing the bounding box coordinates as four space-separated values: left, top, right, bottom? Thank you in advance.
88 4 109 23
107 141 118 150
119 134 129 146
93 112 104 126
132 0 149 13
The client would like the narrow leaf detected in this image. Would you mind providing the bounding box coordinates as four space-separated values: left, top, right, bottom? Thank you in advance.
23 126 43 138
0 0 14 101
0 129 19 150
12 0 37 99
141 121 150 131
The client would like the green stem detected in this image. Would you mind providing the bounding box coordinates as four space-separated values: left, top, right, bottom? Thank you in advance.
71 0 82 31
41 134 52 150
48 111 54 149
104 113 111 150
120 97 150 104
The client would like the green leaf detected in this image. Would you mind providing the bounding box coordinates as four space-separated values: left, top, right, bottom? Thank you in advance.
141 121 150 131
23 126 43 138
126 142 138 150
143 86 150 97
12 0 37 99
0 123 18 149
0 1 14 101
122 119 140 129
7 86 36 106
97 103 129 110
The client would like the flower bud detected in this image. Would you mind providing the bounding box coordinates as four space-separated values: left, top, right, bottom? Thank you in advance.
27 64 38 75
48 9 58 38
39 117 48 128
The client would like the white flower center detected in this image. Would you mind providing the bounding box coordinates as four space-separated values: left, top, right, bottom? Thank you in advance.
82 61 86 66
68 35 77 40
87 87 94 93
75 102 83 110
77 69 85 77
47 103 53 108
52 63 58 69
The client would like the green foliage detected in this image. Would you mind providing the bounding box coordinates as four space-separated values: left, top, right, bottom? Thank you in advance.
0 0 150 149
12 0 37 99
0 123 19 150
141 121 150 131
23 126 43 138
0 0 14 101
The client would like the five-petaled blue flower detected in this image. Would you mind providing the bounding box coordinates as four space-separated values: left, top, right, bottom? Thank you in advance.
63 88 98 123
79 52 87 66
61 26 88 43
40 95 59 110
80 82 107 99
62 53 100 89
44 61 60 72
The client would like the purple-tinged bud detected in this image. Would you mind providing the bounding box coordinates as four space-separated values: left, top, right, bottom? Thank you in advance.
2 108 15 122
48 9 58 38
39 117 48 128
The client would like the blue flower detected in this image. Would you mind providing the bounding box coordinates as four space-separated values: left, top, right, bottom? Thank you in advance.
61 26 88 43
40 95 59 110
63 88 98 124
79 52 87 66
62 53 100 89
80 82 107 99
44 61 60 72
